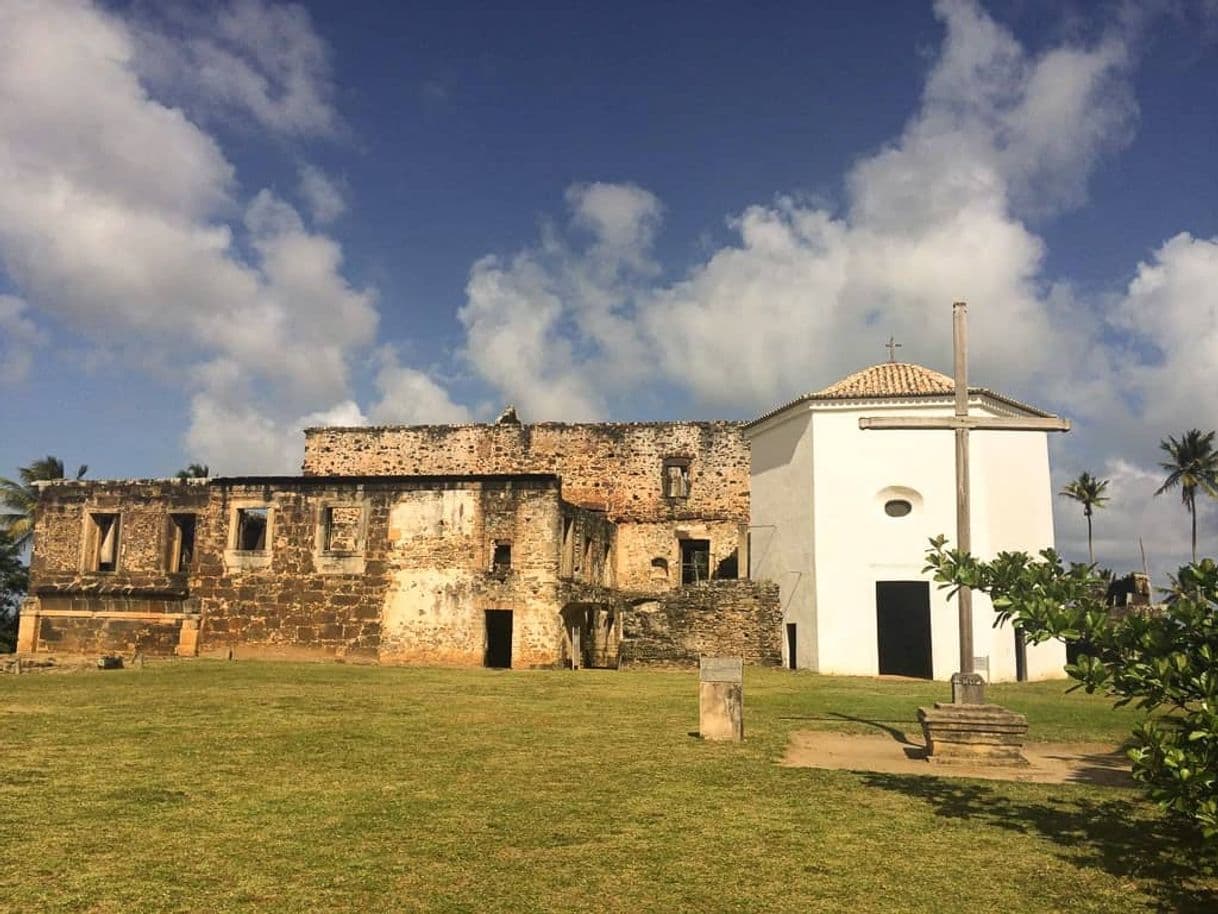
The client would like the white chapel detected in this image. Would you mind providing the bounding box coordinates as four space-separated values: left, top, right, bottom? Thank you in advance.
745 361 1067 682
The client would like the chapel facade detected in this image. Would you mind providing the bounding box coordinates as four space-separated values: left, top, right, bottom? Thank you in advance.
745 362 1068 682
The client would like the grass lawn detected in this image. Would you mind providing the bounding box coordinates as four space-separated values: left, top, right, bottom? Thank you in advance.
2 662 1215 913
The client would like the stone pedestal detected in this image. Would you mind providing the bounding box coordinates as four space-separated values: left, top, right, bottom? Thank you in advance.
15 600 38 654
699 657 743 741
918 702 1029 766
950 671 986 705
177 618 201 657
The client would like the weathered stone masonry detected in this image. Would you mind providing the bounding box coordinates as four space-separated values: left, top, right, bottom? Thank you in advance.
620 580 782 667
25 475 595 667
24 479 208 656
304 421 752 593
21 419 781 669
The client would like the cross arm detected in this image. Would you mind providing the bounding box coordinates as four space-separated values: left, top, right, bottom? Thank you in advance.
859 416 1071 432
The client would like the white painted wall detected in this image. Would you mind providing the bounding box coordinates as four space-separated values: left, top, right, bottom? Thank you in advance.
810 403 959 679
971 429 1066 680
748 395 1066 682
748 408 816 669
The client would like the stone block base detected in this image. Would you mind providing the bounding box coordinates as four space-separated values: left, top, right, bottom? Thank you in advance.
177 618 200 657
918 703 1029 766
699 680 743 741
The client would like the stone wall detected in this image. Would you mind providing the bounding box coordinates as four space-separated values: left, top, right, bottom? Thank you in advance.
31 478 209 597
195 479 391 661
559 503 615 587
26 475 576 668
303 421 751 594
26 472 774 670
23 480 208 655
618 580 782 667
376 480 565 667
615 520 744 592
303 421 750 523
33 614 184 656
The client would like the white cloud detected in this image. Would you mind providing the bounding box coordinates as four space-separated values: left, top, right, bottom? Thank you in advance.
459 0 1136 416
0 294 45 384
458 182 662 419
1045 232 1218 581
1110 233 1218 439
133 0 338 136
4 0 1212 581
185 394 367 476
368 348 472 425
297 164 347 224
0 0 456 474
1054 457 1218 586
454 0 1217 581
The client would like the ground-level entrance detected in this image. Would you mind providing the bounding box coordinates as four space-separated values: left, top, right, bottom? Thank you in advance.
875 581 932 679
1014 626 1028 682
786 623 797 670
484 609 513 668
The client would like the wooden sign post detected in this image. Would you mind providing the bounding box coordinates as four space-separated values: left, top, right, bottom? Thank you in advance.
860 302 1070 704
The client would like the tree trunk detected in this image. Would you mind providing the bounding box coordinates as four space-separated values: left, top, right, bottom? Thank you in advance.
1086 514 1094 565
1192 498 1198 564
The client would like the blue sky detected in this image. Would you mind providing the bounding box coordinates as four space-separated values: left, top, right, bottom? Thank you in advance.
2 0 1218 577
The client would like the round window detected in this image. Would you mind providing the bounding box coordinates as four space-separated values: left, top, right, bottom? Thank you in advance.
884 499 912 518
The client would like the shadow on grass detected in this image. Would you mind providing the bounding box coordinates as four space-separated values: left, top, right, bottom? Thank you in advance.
862 773 1217 913
777 712 920 746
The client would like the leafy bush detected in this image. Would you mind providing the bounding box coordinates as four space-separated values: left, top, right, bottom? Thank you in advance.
925 536 1218 838
0 529 27 652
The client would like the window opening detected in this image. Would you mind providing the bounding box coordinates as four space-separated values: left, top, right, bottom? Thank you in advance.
168 514 196 572
236 508 269 552
650 557 669 581
493 542 512 573
663 458 691 498
884 499 913 518
88 513 120 572
560 517 575 577
322 505 362 553
680 539 710 585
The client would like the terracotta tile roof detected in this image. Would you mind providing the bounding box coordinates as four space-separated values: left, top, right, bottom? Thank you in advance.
813 362 956 398
745 361 1057 428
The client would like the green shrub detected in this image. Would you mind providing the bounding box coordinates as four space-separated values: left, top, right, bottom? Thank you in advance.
925 537 1218 838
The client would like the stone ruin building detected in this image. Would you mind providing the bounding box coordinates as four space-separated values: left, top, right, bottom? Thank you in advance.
17 415 781 669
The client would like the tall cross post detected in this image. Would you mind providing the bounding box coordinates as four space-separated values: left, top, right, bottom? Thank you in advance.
859 302 1070 702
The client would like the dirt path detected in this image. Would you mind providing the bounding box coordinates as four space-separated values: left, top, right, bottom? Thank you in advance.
782 730 1133 786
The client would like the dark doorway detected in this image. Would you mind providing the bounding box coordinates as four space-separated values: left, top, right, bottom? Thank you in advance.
680 539 710 584
786 623 797 670
875 581 933 679
1014 626 1028 682
484 610 513 669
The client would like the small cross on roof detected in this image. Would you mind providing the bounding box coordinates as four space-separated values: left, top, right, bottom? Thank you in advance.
884 335 902 363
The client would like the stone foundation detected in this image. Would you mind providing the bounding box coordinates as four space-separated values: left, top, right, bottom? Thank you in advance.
918 703 1029 766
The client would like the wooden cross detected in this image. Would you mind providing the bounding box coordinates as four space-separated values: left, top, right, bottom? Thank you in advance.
885 335 902 362
859 302 1070 695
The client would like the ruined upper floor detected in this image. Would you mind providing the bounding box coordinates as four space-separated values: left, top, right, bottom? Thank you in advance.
302 420 750 525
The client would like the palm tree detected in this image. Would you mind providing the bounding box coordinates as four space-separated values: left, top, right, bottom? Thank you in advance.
176 463 210 480
1155 429 1218 563
1059 471 1109 564
0 456 87 546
